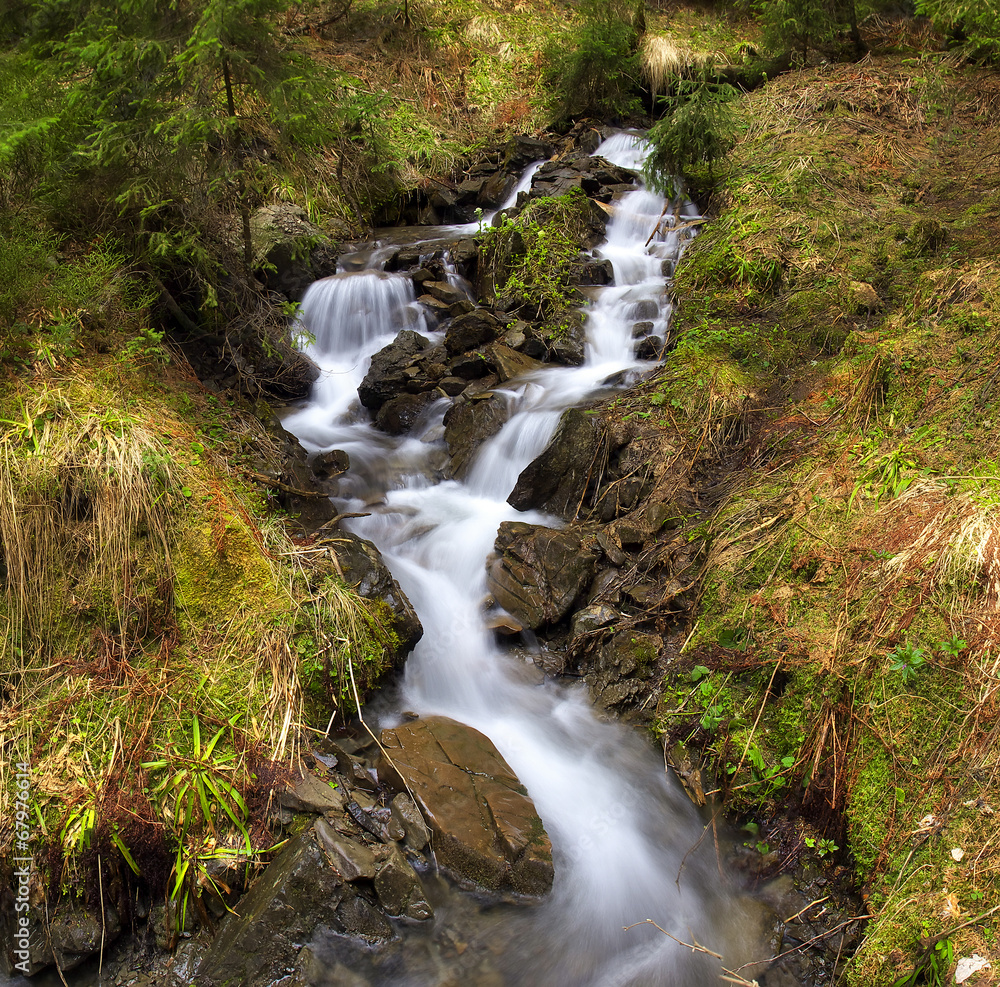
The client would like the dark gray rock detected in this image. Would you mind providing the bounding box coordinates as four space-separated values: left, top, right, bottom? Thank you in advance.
280 772 346 814
374 845 433 920
374 392 434 435
250 203 336 302
445 309 503 355
444 392 509 479
195 834 362 986
322 531 422 662
358 330 430 411
508 407 601 518
390 793 431 850
314 820 377 881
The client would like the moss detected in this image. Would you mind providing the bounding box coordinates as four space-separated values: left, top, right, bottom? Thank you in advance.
173 515 282 626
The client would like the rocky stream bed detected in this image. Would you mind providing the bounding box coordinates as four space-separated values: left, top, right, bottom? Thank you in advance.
2 128 865 987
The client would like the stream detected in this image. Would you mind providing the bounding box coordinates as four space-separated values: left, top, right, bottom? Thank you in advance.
281 133 768 986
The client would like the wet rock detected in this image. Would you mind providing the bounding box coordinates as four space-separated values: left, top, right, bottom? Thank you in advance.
508 407 601 518
582 259 615 285
358 330 430 411
374 845 433 919
374 392 434 435
391 792 431 851
443 391 509 479
377 716 554 895
445 309 503 355
487 522 597 630
636 336 666 361
312 448 349 479
195 833 370 986
631 321 655 338
296 950 372 987
314 820 377 881
324 531 422 663
335 896 393 944
483 342 544 382
281 772 346 814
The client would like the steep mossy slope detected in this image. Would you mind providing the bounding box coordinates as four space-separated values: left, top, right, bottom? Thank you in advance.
643 54 1000 983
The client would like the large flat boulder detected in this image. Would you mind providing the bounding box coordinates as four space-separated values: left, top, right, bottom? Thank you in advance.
377 716 553 896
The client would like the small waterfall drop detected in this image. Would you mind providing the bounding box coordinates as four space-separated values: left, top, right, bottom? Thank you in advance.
282 133 764 985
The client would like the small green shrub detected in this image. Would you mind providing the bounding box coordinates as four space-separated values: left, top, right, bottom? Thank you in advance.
644 77 739 195
545 0 643 120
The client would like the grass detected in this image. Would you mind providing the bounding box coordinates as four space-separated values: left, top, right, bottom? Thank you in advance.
641 46 1000 986
0 271 402 928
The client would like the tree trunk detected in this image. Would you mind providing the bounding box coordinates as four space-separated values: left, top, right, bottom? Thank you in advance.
223 55 253 271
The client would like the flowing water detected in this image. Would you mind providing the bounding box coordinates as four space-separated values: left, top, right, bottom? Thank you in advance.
282 134 767 986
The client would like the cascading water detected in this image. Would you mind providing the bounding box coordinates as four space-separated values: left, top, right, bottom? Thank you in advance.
282 133 766 985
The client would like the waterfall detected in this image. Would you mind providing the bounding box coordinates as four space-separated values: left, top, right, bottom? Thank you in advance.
282 133 764 985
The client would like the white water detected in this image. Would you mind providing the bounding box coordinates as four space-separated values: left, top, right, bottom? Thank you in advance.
282 134 763 985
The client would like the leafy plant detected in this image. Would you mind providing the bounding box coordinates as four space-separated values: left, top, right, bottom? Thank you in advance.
940 636 966 657
804 835 840 857
888 641 926 683
916 1 1000 62
141 713 251 927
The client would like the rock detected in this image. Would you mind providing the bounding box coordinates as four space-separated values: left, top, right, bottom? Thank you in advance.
487 522 597 631
445 309 503 355
577 630 661 713
391 792 431 850
335 896 394 944
296 950 372 987
313 820 377 881
593 476 648 522
443 392 509 479
631 321 655 338
195 833 390 987
357 330 430 411
324 531 422 664
448 353 491 380
374 392 434 435
846 280 881 314
422 281 466 306
483 342 545 382
250 203 336 302
439 375 469 396
529 156 636 208
570 603 620 637
582 259 615 285
508 408 601 517
281 772 346 814
41 903 121 973
374 845 433 919
377 716 553 895
312 449 349 479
